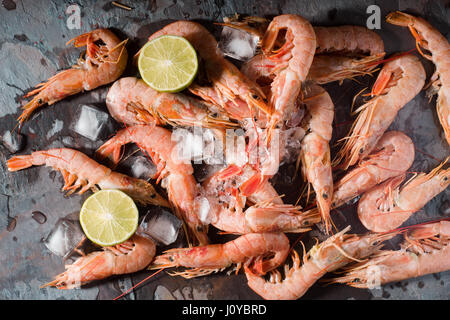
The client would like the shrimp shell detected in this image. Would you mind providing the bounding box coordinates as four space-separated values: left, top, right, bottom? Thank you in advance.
358 159 450 232
106 77 233 129
150 232 290 279
7 148 168 207
42 235 156 289
299 84 334 232
330 221 450 287
334 54 425 170
18 29 127 125
387 11 450 145
245 226 396 300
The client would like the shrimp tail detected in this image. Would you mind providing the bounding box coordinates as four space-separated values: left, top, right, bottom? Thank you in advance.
96 138 123 164
7 155 34 171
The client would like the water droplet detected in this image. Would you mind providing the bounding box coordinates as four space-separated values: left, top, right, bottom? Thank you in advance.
32 211 47 224
7 217 16 231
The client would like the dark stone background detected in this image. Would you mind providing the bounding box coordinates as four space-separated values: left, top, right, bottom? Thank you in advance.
0 0 448 300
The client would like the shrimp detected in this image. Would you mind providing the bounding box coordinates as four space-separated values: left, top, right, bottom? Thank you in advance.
387 11 450 145
41 235 156 289
310 25 385 83
145 21 270 120
298 84 334 232
96 124 209 246
245 225 396 300
18 29 128 125
304 131 415 222
332 131 415 208
7 148 168 207
149 232 290 279
334 54 425 170
106 77 234 129
358 158 450 233
330 220 450 288
260 14 316 135
208 200 321 234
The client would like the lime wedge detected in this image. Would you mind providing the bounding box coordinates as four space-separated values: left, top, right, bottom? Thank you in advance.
138 35 198 93
79 190 139 247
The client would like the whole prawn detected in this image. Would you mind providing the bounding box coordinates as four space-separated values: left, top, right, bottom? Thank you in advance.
358 158 450 233
18 29 128 125
106 77 233 129
245 226 396 300
298 84 334 232
230 20 384 85
150 232 290 279
260 14 316 135
332 130 415 208
145 21 270 120
330 220 450 288
7 148 168 207
387 11 450 145
42 235 156 289
334 54 425 170
309 25 385 84
97 124 209 246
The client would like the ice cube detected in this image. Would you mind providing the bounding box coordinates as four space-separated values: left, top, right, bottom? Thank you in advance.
138 208 182 246
194 196 212 224
43 212 85 258
130 156 156 180
154 285 176 300
70 104 116 141
218 26 259 61
1 130 25 154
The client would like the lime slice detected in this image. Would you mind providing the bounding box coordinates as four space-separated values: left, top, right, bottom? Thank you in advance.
79 190 139 247
138 35 198 93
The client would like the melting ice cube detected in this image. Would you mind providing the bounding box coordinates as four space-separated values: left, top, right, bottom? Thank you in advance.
154 285 176 300
218 26 259 61
43 212 85 258
130 156 156 180
1 130 24 154
70 104 115 141
138 208 182 246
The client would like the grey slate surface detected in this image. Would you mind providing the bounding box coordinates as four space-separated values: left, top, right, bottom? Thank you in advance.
0 0 448 300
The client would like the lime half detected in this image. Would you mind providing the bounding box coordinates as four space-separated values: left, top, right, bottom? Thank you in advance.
138 35 198 93
79 190 139 247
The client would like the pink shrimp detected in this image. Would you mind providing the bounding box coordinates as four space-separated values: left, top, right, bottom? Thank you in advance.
332 131 415 208
245 226 396 300
105 77 233 129
387 11 450 145
18 29 128 125
260 14 316 135
41 235 156 289
208 200 321 234
96 125 209 246
150 232 290 279
330 220 450 288
334 54 425 170
358 158 450 233
145 21 270 120
298 84 334 232
308 25 385 84
7 148 168 207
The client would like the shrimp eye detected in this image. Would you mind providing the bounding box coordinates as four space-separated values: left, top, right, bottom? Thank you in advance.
251 93 260 100
443 176 448 182
322 193 328 199
38 98 43 104
168 256 174 262
359 148 364 154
